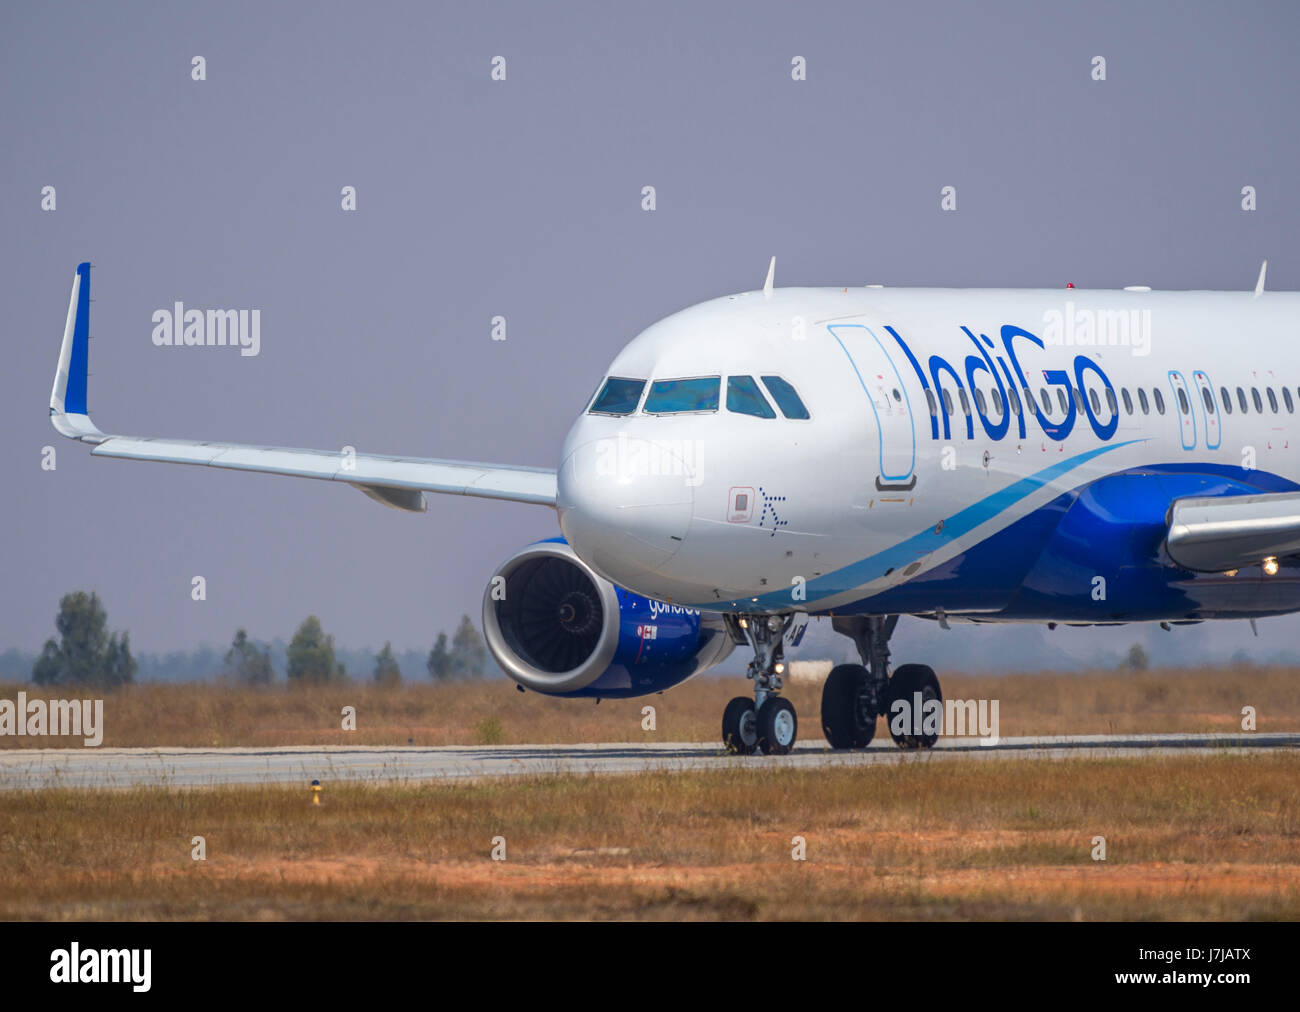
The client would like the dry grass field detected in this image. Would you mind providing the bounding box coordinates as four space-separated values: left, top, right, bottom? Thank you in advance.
1 754 1297 920
1 664 1298 748
3 667 1297 921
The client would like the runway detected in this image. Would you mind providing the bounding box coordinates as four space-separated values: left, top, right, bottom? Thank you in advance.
1 732 1297 790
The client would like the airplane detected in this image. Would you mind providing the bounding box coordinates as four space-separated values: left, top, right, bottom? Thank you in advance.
48 259 1300 755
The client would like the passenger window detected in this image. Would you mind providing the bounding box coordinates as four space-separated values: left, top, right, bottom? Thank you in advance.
1122 388 1133 414
1023 388 1037 415
726 376 776 418
1056 389 1068 414
941 389 954 416
1008 386 1021 415
1154 388 1166 414
643 376 720 414
991 389 1004 416
1285 388 1295 413
975 388 988 415
760 375 810 419
1040 388 1053 417
958 389 971 416
1201 387 1215 414
1073 388 1086 413
1221 387 1233 414
1267 387 1279 413
924 389 938 416
1138 388 1150 414
1252 387 1264 413
1237 387 1248 413
589 377 646 415
1176 387 1189 414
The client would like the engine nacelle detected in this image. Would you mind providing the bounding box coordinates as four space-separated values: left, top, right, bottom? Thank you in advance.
482 539 735 697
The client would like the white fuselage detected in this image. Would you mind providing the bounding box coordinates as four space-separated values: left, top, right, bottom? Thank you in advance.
555 285 1300 615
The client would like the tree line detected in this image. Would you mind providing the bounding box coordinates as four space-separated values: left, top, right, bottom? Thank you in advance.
30 591 488 688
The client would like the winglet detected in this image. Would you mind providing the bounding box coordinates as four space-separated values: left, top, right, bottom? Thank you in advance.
1254 259 1268 298
763 256 775 300
49 262 106 442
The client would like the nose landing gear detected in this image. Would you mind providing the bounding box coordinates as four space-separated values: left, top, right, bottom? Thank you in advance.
720 614 799 755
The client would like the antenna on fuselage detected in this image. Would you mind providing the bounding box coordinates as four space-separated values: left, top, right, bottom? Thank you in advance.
1254 260 1268 298
763 256 775 300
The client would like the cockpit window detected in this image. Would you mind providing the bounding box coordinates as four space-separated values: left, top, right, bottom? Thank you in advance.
588 376 646 415
760 375 810 419
643 376 720 414
726 376 776 418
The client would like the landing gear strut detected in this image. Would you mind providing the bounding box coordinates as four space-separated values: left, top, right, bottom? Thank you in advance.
721 614 798 755
824 615 942 750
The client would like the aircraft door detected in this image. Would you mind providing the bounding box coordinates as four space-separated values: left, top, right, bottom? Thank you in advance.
828 324 916 489
1192 370 1221 450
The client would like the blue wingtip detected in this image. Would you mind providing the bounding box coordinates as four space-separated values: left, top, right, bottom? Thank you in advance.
65 262 91 415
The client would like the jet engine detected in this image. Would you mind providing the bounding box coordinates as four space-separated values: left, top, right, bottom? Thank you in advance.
482 539 734 697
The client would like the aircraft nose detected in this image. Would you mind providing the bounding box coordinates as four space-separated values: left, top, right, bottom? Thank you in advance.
557 436 695 577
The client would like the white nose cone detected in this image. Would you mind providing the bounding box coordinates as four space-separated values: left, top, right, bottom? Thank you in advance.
557 436 695 580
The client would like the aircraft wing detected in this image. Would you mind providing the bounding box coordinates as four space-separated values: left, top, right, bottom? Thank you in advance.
49 263 557 512
1165 491 1300 572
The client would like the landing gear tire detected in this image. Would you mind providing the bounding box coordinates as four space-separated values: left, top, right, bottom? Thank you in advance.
757 697 798 756
722 697 759 754
820 663 876 749
887 663 942 749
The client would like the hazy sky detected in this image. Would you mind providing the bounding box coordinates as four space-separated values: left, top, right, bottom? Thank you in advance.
3 1 1299 669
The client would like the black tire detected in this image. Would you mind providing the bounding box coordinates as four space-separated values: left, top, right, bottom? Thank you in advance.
722 696 758 754
820 663 876 749
886 663 942 749
756 697 798 756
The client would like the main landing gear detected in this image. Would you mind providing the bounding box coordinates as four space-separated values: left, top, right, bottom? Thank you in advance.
721 613 799 755
822 615 942 750
718 613 941 755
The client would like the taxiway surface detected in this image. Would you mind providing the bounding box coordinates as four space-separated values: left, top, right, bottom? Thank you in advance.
1 733 1296 790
